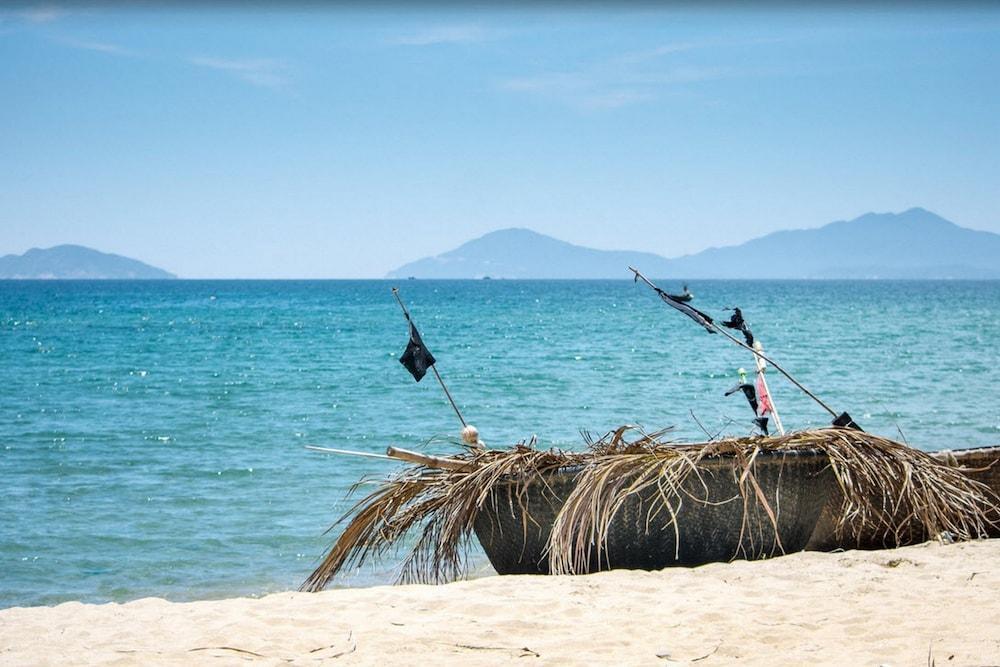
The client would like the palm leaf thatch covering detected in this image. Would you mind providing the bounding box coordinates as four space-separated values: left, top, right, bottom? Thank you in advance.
805 437 1000 550
932 446 1000 538
302 428 998 592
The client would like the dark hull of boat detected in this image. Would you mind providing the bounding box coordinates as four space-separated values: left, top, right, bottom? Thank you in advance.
472 450 834 575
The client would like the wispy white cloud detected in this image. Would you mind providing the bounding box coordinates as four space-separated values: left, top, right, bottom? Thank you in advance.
612 41 700 65
388 25 491 47
502 71 584 95
501 58 729 110
579 90 656 110
15 5 69 24
56 36 135 56
188 56 290 88
0 4 69 28
500 35 785 110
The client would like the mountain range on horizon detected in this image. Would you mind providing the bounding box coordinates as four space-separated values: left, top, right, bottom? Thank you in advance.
387 208 1000 280
2 209 997 280
0 245 176 280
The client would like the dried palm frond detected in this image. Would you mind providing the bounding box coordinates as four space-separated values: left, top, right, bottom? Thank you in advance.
556 428 999 572
931 445 1000 538
582 424 677 454
549 428 796 575
799 430 1000 548
301 440 588 592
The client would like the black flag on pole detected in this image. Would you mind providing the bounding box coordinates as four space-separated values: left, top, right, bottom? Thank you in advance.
722 307 755 347
629 268 715 333
399 321 436 382
649 284 716 333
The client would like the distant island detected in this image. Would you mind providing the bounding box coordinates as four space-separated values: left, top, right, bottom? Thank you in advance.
0 245 176 279
391 228 675 280
387 208 1000 279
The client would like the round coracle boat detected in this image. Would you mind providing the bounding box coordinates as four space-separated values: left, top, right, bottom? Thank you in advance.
473 448 836 575
301 430 999 593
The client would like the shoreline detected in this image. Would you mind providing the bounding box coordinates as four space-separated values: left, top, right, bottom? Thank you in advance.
2 541 999 665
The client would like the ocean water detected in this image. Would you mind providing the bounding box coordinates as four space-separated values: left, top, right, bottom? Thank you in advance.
1 279 998 608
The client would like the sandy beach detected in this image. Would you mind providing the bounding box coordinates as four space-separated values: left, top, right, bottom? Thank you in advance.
1 540 998 666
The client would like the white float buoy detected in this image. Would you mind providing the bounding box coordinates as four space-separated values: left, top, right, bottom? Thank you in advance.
461 424 482 448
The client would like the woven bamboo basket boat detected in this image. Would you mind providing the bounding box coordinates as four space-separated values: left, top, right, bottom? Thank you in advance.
301 431 999 592
473 449 835 575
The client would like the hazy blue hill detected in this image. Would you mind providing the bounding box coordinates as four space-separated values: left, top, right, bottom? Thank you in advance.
666 208 1000 279
388 209 1000 279
0 245 176 279
386 228 674 279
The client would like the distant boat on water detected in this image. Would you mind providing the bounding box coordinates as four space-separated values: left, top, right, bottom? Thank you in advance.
667 284 693 302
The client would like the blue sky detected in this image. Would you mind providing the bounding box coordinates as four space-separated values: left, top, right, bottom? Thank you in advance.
1 5 998 278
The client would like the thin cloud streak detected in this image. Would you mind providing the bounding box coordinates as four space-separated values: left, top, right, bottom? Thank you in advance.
0 5 69 28
57 37 135 56
580 90 655 110
501 63 730 110
188 56 290 88
501 35 782 110
388 25 490 46
612 41 700 65
15 5 68 24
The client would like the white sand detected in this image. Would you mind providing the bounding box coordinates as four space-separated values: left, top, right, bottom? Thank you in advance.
2 540 999 666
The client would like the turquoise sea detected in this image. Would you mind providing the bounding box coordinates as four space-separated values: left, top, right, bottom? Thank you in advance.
2 279 998 608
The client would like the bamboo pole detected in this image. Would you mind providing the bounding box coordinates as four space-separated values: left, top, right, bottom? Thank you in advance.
711 322 838 419
391 287 468 429
752 341 785 435
629 267 839 419
385 446 472 471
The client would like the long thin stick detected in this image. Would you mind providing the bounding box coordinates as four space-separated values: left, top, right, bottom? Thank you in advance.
630 267 838 419
712 324 837 418
391 287 468 428
305 445 472 472
305 446 394 460
429 366 466 427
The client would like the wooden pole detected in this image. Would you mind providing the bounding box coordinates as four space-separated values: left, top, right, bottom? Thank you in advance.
391 287 468 428
712 324 838 419
429 366 467 429
385 446 472 471
752 341 785 435
629 267 839 420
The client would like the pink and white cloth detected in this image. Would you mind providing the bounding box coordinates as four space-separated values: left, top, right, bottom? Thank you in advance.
755 374 772 418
